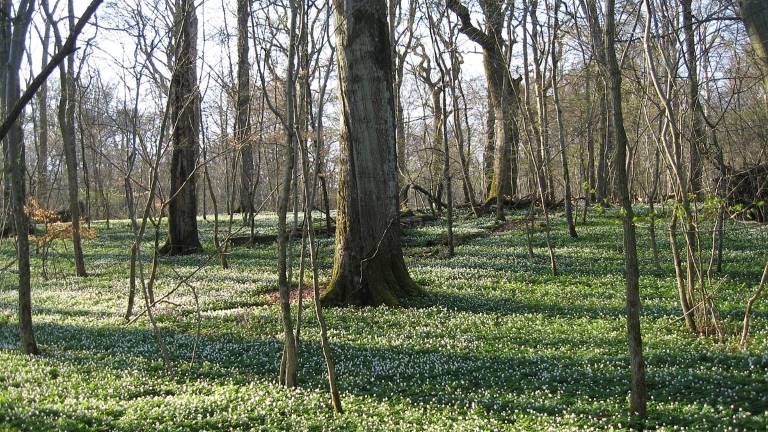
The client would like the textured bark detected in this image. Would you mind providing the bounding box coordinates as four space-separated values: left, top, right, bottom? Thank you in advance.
483 99 495 196
323 0 419 306
607 0 646 417
236 0 254 217
162 0 202 255
447 0 519 204
3 0 38 354
682 0 704 198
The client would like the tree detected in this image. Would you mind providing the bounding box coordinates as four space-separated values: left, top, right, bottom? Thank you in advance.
550 0 577 238
44 0 87 276
322 0 419 306
446 0 520 217
236 0 255 220
34 19 51 205
607 0 646 417
1 0 38 355
161 0 202 255
739 0 768 91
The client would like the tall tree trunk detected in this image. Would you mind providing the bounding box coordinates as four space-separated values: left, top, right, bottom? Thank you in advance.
682 0 704 198
48 0 87 276
36 20 51 205
739 0 768 92
162 0 202 255
551 0 577 238
3 0 38 355
483 98 495 197
323 0 419 306
606 0 646 417
236 0 254 219
580 0 611 205
447 0 518 207
276 0 299 386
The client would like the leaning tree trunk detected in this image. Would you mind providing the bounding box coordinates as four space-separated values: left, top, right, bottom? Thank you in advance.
607 0 646 417
322 0 419 306
3 0 38 355
162 0 202 255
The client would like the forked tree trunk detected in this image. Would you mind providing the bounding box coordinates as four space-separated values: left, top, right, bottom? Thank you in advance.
322 0 419 306
3 0 38 355
162 0 202 255
447 0 519 206
607 0 646 417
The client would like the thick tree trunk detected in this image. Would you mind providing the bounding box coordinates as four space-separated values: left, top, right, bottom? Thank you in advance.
606 0 646 417
162 0 202 255
3 0 38 354
323 0 419 306
483 98 495 197
236 0 254 218
447 0 518 204
739 0 768 91
430 86 444 206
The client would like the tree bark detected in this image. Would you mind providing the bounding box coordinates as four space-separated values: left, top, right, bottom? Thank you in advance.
236 0 254 218
606 0 646 417
46 0 87 276
739 0 768 92
551 0 577 238
682 0 704 198
323 0 419 306
36 20 51 205
162 0 202 255
2 0 38 355
447 0 519 205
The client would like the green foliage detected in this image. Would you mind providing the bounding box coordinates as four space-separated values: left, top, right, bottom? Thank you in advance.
0 210 767 430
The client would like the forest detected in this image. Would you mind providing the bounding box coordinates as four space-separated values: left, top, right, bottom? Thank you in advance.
1 0 767 430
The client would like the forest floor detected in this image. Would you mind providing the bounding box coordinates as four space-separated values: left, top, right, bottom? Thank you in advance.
1 207 767 431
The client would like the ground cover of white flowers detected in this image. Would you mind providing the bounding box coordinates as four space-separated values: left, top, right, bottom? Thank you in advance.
1 209 767 431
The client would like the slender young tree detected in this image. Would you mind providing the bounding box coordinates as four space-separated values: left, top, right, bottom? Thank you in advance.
44 0 88 276
322 0 419 306
550 0 577 238
606 0 646 417
162 0 202 255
